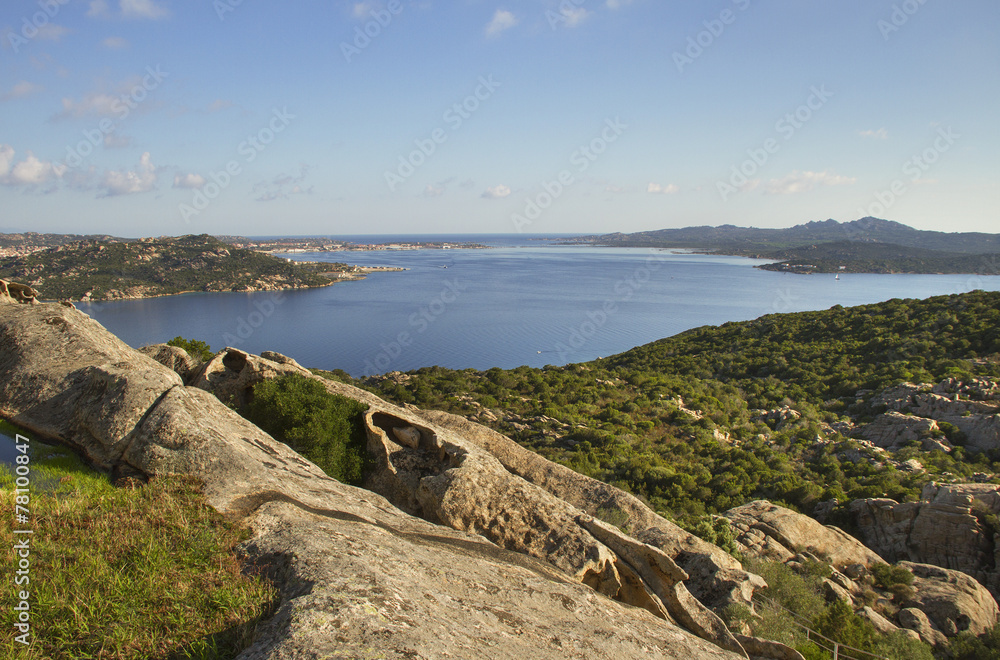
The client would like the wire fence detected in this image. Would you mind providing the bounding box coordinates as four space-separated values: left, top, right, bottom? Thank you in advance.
752 594 890 660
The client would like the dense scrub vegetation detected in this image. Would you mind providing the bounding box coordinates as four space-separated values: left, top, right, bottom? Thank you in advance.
728 558 934 660
355 291 1000 526
242 373 370 484
0 234 348 300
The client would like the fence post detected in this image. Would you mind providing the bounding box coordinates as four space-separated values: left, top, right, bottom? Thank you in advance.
833 642 839 660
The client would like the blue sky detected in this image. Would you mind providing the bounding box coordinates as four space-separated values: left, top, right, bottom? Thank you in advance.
0 0 997 237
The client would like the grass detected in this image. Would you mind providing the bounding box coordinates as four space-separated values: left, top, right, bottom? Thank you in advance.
0 433 277 659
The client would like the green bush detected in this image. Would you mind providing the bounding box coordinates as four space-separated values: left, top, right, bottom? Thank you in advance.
243 373 369 484
167 336 215 362
871 563 914 590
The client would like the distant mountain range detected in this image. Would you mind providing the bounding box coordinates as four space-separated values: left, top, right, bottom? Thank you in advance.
574 218 1000 254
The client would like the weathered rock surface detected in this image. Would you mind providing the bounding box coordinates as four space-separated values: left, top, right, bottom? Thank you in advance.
850 484 1000 598
861 379 1000 453
724 500 885 570
897 607 949 648
414 408 763 611
0 301 755 659
853 411 946 451
138 343 202 382
197 348 761 657
0 279 38 304
899 561 1000 638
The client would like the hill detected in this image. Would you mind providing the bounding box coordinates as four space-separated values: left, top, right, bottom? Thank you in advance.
0 234 349 301
575 218 1000 255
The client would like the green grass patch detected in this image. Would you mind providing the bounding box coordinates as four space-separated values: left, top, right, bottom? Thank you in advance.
0 435 276 659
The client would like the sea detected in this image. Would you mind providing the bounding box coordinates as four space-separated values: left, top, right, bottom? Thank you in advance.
68 234 1000 378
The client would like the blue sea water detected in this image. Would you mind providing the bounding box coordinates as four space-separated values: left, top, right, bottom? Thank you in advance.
75 237 1000 378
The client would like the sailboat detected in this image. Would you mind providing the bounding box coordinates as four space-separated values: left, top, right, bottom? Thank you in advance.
835 273 840 280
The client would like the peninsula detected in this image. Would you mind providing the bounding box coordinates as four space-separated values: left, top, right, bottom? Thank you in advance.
0 234 364 302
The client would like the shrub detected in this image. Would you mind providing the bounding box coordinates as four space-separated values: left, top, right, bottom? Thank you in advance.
244 373 369 484
167 335 215 362
870 563 914 590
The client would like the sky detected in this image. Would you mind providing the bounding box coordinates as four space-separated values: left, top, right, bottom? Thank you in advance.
0 0 997 238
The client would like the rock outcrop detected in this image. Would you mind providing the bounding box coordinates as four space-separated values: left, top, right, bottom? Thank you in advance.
0 279 38 304
191 347 768 657
851 483 1000 598
0 301 761 659
725 500 885 570
899 562 999 639
857 379 1000 453
725 500 1000 648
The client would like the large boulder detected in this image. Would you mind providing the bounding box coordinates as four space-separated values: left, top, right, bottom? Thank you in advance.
0 301 754 659
138 343 202 383
724 501 885 570
899 562 999 638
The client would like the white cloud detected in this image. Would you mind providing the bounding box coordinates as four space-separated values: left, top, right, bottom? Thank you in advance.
481 184 511 199
102 36 130 49
120 0 170 20
101 152 157 196
173 173 205 189
647 182 679 195
763 170 856 195
0 81 43 102
485 9 518 37
0 145 66 188
858 128 888 140
0 145 15 179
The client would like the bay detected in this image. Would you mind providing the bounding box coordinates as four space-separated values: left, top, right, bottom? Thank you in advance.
76 238 1000 378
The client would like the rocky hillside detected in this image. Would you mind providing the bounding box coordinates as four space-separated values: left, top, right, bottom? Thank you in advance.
0 234 348 301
